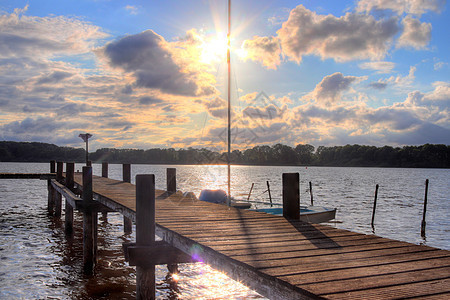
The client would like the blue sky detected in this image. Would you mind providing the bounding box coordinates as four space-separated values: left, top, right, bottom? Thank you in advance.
0 0 449 151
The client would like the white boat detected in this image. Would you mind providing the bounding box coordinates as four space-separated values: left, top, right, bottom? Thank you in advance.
199 189 251 209
198 189 336 223
253 206 337 223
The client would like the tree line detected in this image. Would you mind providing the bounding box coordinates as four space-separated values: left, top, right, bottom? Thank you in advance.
0 141 449 168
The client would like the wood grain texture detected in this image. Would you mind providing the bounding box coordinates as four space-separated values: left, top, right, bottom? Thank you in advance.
71 174 450 300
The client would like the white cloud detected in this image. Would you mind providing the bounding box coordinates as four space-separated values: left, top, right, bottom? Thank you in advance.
277 5 400 63
356 0 445 16
397 16 431 49
240 36 281 69
125 5 139 15
359 61 396 73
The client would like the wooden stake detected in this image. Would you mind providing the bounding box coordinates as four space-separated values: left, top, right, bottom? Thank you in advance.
166 168 176 194
421 179 429 238
136 174 156 300
82 166 95 275
48 160 56 215
371 184 379 229
282 173 300 220
309 181 314 206
247 183 254 201
54 162 63 218
65 162 74 235
123 163 132 234
266 181 273 207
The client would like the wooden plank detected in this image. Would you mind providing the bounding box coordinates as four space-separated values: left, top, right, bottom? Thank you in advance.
325 278 450 300
68 174 450 300
0 173 56 179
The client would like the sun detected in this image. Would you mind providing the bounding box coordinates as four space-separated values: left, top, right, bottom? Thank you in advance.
200 33 228 64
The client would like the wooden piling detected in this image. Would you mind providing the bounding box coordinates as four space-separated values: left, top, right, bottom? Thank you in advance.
82 166 96 275
101 162 108 220
247 183 254 201
421 179 429 237
136 174 156 300
309 181 314 206
266 181 273 207
65 162 75 235
54 162 63 218
123 163 132 234
166 168 176 194
371 184 379 229
102 162 108 178
48 160 56 214
282 173 300 219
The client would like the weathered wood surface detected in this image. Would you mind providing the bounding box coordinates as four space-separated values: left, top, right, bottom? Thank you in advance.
0 173 56 179
72 174 450 300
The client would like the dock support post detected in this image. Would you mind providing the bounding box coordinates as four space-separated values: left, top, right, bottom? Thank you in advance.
82 166 96 275
167 168 176 194
123 164 132 234
54 162 63 218
421 179 429 238
309 181 314 206
371 184 379 229
48 160 56 215
136 174 156 300
282 173 300 220
267 181 273 207
101 162 108 220
65 162 75 235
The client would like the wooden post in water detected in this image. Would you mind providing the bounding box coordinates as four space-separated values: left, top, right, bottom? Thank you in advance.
266 181 273 207
247 183 254 201
101 162 108 220
371 184 379 229
48 160 56 215
82 166 96 274
123 164 132 234
136 174 156 299
421 179 429 237
166 168 176 194
65 162 75 235
54 162 63 218
102 162 108 178
282 173 300 220
309 181 314 206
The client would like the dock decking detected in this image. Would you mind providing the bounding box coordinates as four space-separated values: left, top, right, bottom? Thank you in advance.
71 173 450 299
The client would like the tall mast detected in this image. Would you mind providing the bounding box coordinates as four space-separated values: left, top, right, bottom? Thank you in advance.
226 0 231 207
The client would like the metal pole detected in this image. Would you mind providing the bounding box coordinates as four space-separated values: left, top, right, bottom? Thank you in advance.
226 0 231 207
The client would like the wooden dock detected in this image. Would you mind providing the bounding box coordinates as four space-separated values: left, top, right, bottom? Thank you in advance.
69 172 449 299
2 163 449 299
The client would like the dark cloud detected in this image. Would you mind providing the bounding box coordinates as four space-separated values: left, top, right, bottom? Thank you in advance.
369 81 388 90
384 122 450 145
139 96 163 105
101 30 212 96
365 107 422 130
36 71 73 84
310 72 361 104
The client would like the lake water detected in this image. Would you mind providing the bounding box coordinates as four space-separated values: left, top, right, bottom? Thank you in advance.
0 162 449 299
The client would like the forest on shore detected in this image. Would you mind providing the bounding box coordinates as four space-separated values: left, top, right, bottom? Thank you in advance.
0 141 448 168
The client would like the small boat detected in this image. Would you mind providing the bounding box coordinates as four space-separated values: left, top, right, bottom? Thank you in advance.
198 189 336 223
199 189 251 209
253 206 337 223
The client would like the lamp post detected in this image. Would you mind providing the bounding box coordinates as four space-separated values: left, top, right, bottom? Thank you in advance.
79 133 92 166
